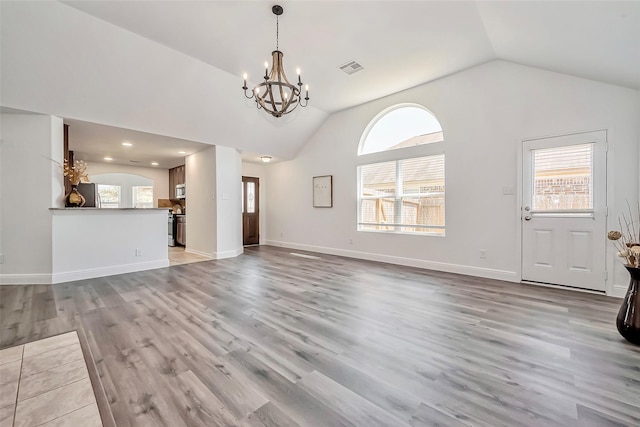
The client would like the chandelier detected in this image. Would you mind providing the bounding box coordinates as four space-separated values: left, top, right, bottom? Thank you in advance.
242 5 309 118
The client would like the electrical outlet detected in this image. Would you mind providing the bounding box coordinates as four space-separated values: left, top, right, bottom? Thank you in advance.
280 232 284 238
135 248 142 257
0 254 4 264
479 249 487 259
349 238 353 245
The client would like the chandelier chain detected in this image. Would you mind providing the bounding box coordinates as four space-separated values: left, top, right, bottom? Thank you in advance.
276 15 279 51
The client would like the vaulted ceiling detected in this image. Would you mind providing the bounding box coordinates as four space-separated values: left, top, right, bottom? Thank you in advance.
2 1 638 162
64 0 640 113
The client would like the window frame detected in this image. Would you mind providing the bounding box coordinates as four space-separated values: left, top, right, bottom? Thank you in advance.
357 103 445 236
357 103 443 156
97 184 121 209
357 154 445 235
132 185 154 209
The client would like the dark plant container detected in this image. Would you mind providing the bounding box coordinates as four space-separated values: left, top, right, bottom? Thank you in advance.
617 266 640 345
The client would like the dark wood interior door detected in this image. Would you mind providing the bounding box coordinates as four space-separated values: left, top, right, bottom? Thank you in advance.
242 176 260 245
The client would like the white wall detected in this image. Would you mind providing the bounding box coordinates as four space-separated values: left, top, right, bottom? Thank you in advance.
266 60 640 296
52 210 168 283
185 146 243 259
242 162 268 244
89 173 153 209
87 162 169 207
215 147 243 257
0 113 63 284
185 147 217 257
0 1 328 160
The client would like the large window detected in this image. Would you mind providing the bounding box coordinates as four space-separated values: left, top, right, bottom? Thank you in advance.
358 155 445 234
358 104 445 235
132 186 154 209
98 184 121 208
358 105 443 155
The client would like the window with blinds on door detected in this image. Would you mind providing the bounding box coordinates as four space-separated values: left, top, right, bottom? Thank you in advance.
531 143 593 212
358 154 445 234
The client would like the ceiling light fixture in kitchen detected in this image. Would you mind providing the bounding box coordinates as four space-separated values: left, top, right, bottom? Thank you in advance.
121 142 133 147
178 151 186 154
104 157 113 161
151 162 159 166
242 5 309 118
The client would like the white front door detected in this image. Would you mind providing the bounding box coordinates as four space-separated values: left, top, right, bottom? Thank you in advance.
521 131 607 291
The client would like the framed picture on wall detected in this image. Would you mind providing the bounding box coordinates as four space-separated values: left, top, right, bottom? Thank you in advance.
313 175 333 208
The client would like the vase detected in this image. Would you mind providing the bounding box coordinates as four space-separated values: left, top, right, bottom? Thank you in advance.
65 184 86 207
616 266 640 345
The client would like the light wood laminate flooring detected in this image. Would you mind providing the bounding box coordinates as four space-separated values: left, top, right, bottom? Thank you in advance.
1 246 639 426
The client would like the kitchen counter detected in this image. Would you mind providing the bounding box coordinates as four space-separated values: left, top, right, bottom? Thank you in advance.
50 208 171 211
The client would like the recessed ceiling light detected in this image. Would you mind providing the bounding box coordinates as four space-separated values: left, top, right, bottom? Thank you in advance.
260 155 272 163
178 151 186 154
104 157 113 161
121 142 133 147
151 162 159 166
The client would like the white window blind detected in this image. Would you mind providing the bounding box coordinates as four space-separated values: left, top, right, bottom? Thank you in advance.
532 143 593 212
359 154 445 234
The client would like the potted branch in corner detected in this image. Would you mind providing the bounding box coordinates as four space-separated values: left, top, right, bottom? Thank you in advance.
63 159 89 207
608 202 640 345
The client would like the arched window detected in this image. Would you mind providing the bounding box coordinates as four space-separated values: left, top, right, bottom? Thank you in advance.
357 104 445 235
358 105 443 155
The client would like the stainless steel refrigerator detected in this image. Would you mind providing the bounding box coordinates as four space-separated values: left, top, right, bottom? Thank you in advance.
77 183 100 207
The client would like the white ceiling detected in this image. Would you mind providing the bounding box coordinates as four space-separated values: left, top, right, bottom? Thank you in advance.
67 119 210 169
63 0 640 115
5 1 636 166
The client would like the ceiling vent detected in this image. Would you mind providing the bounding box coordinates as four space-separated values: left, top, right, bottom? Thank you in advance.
129 160 141 163
339 60 364 75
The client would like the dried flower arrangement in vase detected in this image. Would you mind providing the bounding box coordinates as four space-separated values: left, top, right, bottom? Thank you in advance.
63 159 89 207
607 202 640 345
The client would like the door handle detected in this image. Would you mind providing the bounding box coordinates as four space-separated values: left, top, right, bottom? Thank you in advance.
524 215 532 221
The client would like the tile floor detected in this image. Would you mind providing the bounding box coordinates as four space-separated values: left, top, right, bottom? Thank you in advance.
0 332 102 427
168 246 212 266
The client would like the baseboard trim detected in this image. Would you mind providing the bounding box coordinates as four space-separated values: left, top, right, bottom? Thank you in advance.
214 247 244 260
184 248 214 258
0 274 52 285
185 247 243 260
51 259 170 284
264 240 518 282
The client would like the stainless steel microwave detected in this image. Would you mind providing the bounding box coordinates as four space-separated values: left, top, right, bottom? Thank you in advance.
176 184 186 199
